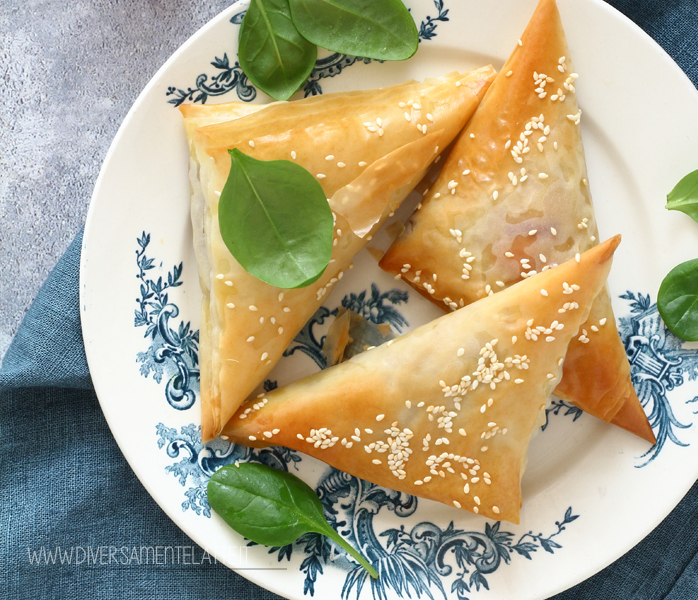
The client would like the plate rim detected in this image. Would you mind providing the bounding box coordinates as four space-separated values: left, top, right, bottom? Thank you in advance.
79 1 698 598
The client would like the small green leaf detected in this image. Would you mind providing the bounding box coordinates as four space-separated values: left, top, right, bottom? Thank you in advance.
239 0 317 101
658 258 698 341
219 149 333 289
289 0 418 61
666 169 698 223
208 463 378 578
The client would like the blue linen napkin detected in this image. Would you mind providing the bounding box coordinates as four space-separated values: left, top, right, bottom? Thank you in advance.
3 2 698 598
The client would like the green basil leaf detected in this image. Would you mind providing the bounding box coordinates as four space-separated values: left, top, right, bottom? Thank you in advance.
239 0 317 101
666 169 698 223
658 258 698 341
208 463 378 578
289 0 418 61
219 149 333 289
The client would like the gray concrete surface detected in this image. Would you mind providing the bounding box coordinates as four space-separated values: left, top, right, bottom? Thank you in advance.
0 0 229 360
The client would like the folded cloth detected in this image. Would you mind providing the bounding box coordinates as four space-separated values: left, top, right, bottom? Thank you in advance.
1 229 283 600
3 1 698 598
4 237 698 600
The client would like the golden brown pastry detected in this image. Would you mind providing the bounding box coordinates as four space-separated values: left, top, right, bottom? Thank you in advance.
223 236 622 523
223 236 620 523
180 67 497 441
379 0 654 443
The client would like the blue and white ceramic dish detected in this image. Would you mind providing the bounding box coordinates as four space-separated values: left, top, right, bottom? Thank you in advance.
81 1 698 598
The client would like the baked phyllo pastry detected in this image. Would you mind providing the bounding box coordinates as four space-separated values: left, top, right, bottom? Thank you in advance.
180 67 496 441
223 237 622 523
379 0 654 443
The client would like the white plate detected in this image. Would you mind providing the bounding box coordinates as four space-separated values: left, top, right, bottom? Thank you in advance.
80 1 698 598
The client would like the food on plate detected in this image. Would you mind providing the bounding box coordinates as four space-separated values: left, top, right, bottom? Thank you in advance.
218 148 336 289
208 463 378 578
659 169 698 342
658 258 698 342
180 67 497 441
379 0 655 443
222 236 622 523
236 0 418 101
321 307 396 366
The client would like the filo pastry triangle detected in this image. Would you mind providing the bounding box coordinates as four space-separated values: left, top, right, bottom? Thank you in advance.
222 236 621 523
180 67 496 441
379 0 654 444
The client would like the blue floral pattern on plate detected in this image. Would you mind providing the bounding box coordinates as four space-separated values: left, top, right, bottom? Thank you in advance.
166 0 451 106
137 168 698 597
134 232 199 410
155 423 579 600
139 230 582 598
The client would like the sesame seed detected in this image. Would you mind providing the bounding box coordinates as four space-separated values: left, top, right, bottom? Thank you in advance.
249 435 256 441
539 173 549 179
540 289 548 297
459 428 467 437
358 161 367 167
372 459 382 465
249 140 255 148
226 303 235 309
575 253 581 263
457 348 465 357
291 151 297 159
376 414 385 422
506 70 513 77
453 500 462 508
493 191 499 200
470 133 475 139
225 280 233 287
260 352 268 361
246 336 255 343
515 379 524 384
283 307 291 313
316 174 326 179
600 318 607 325
529 229 537 236
404 112 411 122
216 274 224 280
512 335 517 344
518 39 523 46
278 327 284 335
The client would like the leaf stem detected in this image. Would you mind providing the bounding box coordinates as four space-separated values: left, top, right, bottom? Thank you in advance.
321 525 378 578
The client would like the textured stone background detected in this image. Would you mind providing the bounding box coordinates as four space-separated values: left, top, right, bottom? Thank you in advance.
1 0 697 362
0 0 230 359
